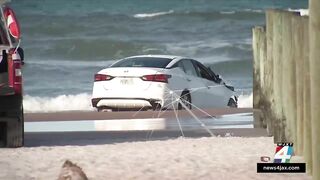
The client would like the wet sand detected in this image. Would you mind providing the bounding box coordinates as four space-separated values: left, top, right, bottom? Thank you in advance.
22 108 266 147
25 108 267 146
24 128 267 147
25 108 253 122
22 107 268 147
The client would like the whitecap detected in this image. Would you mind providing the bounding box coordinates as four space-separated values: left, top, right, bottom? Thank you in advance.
243 9 263 13
23 93 94 113
133 10 174 19
220 11 236 15
288 8 309 16
237 93 253 108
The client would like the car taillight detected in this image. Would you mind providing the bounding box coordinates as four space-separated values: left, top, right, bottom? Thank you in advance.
94 74 114 81
141 74 171 83
8 49 22 94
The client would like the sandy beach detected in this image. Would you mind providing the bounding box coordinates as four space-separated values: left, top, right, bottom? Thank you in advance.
0 109 311 179
0 136 311 180
0 108 305 179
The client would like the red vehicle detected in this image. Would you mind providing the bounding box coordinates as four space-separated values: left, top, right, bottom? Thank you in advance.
0 1 24 147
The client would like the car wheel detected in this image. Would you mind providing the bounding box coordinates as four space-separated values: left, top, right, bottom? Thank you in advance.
228 98 238 108
6 105 24 147
178 92 192 110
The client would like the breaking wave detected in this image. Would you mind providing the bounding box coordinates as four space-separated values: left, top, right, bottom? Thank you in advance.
287 8 309 16
133 10 174 18
220 11 236 15
238 93 253 108
23 93 94 113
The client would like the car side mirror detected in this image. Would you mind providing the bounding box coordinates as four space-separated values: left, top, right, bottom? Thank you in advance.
216 74 222 84
207 66 222 83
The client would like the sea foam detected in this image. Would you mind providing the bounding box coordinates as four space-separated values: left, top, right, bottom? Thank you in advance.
133 10 174 18
237 93 253 108
23 93 94 113
288 8 309 16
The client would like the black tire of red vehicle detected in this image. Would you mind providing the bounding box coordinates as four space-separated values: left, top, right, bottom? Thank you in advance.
178 92 192 110
6 106 24 148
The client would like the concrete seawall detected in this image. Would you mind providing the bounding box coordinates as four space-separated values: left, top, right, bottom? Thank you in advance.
253 7 319 178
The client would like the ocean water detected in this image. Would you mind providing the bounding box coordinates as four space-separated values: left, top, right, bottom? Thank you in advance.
9 0 307 112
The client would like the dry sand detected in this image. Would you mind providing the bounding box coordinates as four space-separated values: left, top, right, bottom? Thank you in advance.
0 136 311 180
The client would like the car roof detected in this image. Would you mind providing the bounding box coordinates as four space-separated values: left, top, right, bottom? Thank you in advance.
124 54 185 60
111 54 193 68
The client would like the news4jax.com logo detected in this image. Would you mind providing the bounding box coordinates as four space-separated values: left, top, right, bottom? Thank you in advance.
273 142 293 163
257 142 306 173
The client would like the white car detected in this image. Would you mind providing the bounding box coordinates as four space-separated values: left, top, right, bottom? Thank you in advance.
91 55 237 111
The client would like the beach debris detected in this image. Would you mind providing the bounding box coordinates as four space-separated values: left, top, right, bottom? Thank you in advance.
58 160 88 180
260 156 271 162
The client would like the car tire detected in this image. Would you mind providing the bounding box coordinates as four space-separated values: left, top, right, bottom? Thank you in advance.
6 106 24 148
227 98 238 108
178 92 192 110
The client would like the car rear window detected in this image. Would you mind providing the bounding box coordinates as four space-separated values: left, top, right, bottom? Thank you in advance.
110 57 172 68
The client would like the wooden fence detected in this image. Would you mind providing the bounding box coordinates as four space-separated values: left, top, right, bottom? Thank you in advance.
253 6 319 178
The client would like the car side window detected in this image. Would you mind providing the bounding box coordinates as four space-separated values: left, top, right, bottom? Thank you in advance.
181 60 198 77
172 61 186 72
193 61 219 82
206 66 221 83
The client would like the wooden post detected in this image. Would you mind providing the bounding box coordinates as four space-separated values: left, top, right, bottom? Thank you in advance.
272 10 284 142
253 27 261 110
281 11 297 144
309 0 320 178
253 27 266 128
258 27 267 130
287 12 301 155
293 14 304 156
264 10 275 136
301 15 312 174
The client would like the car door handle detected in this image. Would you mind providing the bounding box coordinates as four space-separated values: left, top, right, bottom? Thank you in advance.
186 78 191 82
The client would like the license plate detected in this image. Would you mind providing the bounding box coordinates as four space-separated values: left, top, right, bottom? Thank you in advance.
120 78 134 85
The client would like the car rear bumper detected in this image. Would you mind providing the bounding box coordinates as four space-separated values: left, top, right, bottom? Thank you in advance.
92 97 163 109
91 81 176 109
